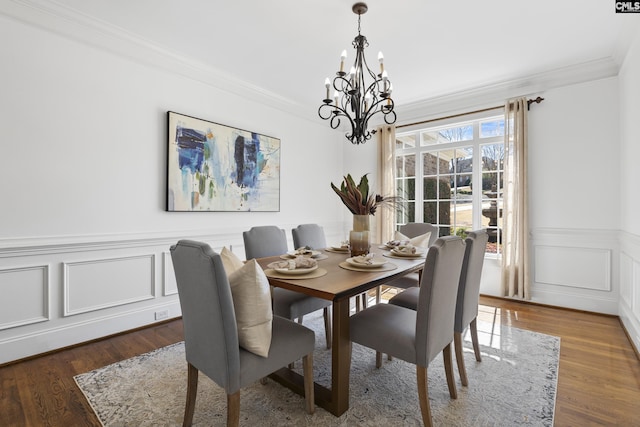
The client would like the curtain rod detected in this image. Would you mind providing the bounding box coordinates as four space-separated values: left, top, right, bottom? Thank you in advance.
396 96 544 129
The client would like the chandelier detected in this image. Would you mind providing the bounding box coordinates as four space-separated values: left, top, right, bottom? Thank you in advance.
318 2 396 145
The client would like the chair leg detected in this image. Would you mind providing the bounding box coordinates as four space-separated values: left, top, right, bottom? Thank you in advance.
183 363 199 427
323 306 332 349
443 343 457 399
302 353 315 414
227 391 240 427
454 331 469 386
375 286 381 304
375 351 382 368
362 292 368 308
417 366 433 427
297 316 304 324
470 318 482 362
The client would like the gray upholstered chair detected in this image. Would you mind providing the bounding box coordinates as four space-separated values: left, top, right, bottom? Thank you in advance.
170 240 315 427
389 229 489 386
292 223 327 250
244 226 332 349
398 222 439 247
292 223 369 313
382 222 439 295
349 236 466 427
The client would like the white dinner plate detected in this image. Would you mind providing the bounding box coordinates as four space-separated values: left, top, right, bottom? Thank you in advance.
390 248 426 258
274 265 319 275
346 257 387 268
330 245 350 252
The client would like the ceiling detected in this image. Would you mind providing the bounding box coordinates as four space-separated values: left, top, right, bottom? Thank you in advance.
23 0 640 111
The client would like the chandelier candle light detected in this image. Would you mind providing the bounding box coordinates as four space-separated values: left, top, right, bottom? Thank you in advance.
318 2 396 145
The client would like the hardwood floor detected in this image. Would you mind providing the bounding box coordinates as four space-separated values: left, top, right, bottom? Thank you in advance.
1 296 638 426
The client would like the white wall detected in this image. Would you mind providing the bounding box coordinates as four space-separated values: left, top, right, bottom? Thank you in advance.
346 77 624 314
618 28 640 351
0 12 347 364
527 77 621 314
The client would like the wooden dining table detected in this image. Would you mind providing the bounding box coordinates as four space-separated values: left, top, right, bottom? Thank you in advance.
256 248 425 417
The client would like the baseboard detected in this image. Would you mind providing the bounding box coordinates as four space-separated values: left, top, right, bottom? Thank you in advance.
0 301 181 365
618 302 640 360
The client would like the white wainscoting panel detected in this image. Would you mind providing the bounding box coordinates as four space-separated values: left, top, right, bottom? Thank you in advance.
619 231 640 354
0 265 49 330
63 255 155 316
634 257 640 320
620 252 633 306
163 251 178 296
534 245 611 291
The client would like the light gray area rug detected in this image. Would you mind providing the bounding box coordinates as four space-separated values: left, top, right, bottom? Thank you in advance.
75 312 559 426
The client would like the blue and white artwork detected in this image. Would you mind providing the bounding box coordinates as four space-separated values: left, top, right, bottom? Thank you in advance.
167 112 280 212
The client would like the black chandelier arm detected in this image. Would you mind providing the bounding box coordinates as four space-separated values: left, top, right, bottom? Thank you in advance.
318 102 358 133
332 74 354 95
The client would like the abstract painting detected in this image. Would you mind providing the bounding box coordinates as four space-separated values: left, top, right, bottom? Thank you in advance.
167 112 280 212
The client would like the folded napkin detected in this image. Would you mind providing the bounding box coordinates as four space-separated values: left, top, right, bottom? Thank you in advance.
394 231 431 249
267 256 317 270
385 239 409 248
294 246 314 255
340 241 350 249
351 253 375 265
394 244 417 255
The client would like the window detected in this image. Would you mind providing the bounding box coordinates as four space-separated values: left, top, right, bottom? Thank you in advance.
395 114 504 255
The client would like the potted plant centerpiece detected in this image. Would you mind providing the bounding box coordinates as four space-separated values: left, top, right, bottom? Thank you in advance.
331 174 401 257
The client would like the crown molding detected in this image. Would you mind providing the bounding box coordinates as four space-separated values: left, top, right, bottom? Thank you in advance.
396 57 620 124
0 0 624 128
0 0 317 121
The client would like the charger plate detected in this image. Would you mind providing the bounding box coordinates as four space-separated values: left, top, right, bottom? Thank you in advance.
325 247 350 254
339 262 397 272
264 268 328 279
384 252 426 259
280 253 328 260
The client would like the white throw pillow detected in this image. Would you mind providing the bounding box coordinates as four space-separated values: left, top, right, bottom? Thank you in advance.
228 259 273 357
394 230 431 249
220 246 244 276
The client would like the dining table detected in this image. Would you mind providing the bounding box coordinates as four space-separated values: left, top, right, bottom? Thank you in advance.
256 246 426 417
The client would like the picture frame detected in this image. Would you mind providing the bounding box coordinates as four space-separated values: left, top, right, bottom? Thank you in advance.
166 111 280 212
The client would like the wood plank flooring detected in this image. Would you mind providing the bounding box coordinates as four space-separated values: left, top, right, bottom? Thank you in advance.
1 296 638 426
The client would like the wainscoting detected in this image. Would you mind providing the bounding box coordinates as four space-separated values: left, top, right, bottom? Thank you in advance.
481 227 639 352
529 228 620 314
619 231 640 352
2 225 638 365
0 225 346 365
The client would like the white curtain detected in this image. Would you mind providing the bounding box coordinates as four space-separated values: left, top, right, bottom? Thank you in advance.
376 125 396 244
501 97 530 299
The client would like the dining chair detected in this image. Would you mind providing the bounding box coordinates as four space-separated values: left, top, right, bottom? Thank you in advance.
170 240 315 427
382 222 439 298
292 223 327 250
244 226 332 349
388 229 489 386
398 222 439 247
349 236 466 427
292 223 370 314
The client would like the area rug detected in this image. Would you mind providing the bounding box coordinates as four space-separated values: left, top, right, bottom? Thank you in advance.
75 312 559 426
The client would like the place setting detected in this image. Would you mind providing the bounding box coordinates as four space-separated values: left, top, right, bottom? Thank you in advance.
324 240 350 254
339 253 397 272
280 246 328 260
264 256 327 279
381 240 428 259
